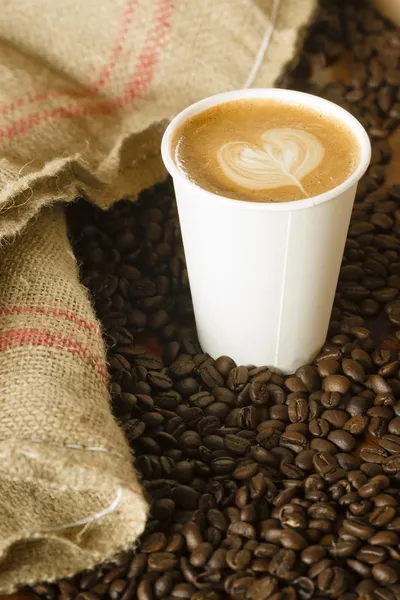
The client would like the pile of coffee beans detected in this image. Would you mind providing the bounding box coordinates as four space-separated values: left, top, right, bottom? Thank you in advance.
30 1 400 599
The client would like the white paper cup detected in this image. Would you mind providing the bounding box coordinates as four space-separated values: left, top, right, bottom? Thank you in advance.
161 89 371 373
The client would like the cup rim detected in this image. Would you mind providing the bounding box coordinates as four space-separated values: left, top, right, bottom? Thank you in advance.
161 88 372 212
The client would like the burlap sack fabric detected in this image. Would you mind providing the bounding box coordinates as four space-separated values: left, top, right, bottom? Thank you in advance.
0 0 316 592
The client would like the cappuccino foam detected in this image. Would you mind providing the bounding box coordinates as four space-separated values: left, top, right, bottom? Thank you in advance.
172 99 361 202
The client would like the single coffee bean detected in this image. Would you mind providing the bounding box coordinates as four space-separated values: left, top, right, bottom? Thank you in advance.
317 567 348 596
225 548 252 571
356 545 387 565
328 538 360 558
140 532 167 553
295 365 321 392
322 409 350 429
279 430 307 454
169 359 195 378
383 454 400 473
342 518 376 540
224 434 251 455
318 359 341 377
214 355 236 377
323 375 351 394
296 449 317 471
327 430 356 452
342 358 366 383
288 397 309 423
360 446 389 464
370 531 400 546
346 395 372 416
247 576 278 600
343 415 369 435
147 552 178 571
311 438 338 454
389 416 400 435
227 366 248 392
228 520 256 539
321 391 341 409
358 476 390 500
379 434 400 454
309 418 330 437
372 563 399 585
336 452 361 471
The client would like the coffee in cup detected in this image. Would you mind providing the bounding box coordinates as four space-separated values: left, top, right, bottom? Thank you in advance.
172 98 361 203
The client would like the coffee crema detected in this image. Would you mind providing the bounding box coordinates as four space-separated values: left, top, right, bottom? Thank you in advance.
172 98 361 202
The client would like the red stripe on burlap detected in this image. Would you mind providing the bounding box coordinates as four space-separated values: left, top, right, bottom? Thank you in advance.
124 0 174 100
0 327 107 383
0 0 175 141
0 305 102 336
0 0 139 117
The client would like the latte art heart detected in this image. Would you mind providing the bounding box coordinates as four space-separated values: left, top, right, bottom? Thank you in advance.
217 128 325 196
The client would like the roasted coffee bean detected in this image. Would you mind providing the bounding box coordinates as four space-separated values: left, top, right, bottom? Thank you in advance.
279 430 307 454
214 355 236 377
346 395 372 416
360 445 389 464
327 430 356 452
379 434 400 454
323 375 351 394
317 566 348 596
389 416 400 435
247 576 278 600
232 461 258 480
182 522 202 552
189 542 214 567
383 454 400 473
320 391 341 409
279 529 307 550
169 359 195 378
344 414 369 435
336 452 360 471
322 409 350 429
357 545 387 566
301 545 326 565
295 365 320 392
309 418 330 437
224 434 251 455
328 538 360 558
225 548 252 571
268 548 296 577
370 531 400 546
372 563 399 585
147 552 178 571
199 364 224 388
296 449 317 471
342 518 376 540
342 358 366 383
171 486 199 509
249 377 270 405
318 359 341 377
140 532 167 553
227 366 248 392
311 438 338 455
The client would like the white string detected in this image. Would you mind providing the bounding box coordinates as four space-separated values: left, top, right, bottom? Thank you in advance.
243 0 281 89
0 437 125 460
40 488 123 533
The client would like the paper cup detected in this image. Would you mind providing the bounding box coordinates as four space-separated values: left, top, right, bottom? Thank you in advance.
161 89 371 373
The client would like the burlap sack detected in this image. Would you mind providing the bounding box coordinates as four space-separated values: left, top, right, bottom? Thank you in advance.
0 0 316 592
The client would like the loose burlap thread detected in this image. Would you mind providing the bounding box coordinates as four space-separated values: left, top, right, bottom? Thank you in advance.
0 0 316 592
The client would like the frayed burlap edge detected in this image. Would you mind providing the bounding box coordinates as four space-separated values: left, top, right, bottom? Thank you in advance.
0 123 168 242
0 441 148 593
